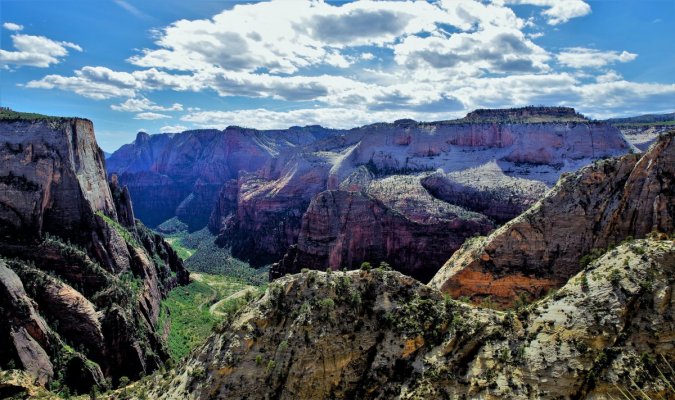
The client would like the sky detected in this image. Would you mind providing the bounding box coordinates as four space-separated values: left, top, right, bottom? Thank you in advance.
1 0 674 152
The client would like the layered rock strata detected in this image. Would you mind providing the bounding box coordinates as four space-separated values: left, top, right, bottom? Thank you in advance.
108 108 632 279
0 115 188 394
429 132 674 305
145 237 674 399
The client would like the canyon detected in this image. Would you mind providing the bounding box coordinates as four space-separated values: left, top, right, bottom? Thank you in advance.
138 132 674 400
108 107 632 281
0 112 188 395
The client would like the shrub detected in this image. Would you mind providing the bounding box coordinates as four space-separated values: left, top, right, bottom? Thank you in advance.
609 269 621 285
266 360 277 373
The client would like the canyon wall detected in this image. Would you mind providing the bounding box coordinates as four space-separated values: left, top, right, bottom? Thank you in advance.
107 108 632 280
429 132 674 305
0 116 188 394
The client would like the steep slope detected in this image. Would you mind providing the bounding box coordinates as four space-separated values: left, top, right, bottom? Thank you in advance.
430 132 674 305
0 112 188 395
107 126 340 229
268 111 630 279
141 237 674 400
272 187 493 282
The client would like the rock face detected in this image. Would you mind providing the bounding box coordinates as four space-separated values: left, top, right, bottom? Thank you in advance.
272 189 492 282
108 107 631 279
108 127 338 229
146 237 674 400
429 132 674 305
0 114 188 394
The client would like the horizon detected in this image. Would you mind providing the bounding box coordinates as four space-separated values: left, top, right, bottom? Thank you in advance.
1 0 674 152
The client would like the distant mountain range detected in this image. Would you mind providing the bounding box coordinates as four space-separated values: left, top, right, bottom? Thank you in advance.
106 106 631 282
605 111 675 125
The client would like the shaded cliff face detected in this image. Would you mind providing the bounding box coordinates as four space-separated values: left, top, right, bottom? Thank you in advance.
145 238 674 400
272 187 493 282
429 132 674 305
0 117 188 394
108 127 340 229
0 119 116 240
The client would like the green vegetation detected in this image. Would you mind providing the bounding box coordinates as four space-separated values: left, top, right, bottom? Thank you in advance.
156 216 189 235
160 227 267 285
579 247 610 268
607 111 675 126
614 121 675 127
95 211 140 247
158 273 262 360
0 107 71 122
164 236 194 260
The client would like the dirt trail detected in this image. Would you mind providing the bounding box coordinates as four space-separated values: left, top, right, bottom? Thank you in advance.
209 287 255 316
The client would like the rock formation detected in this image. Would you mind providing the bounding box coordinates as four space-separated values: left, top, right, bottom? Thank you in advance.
429 132 674 305
108 107 632 280
123 132 674 399
272 187 492 282
142 236 674 399
0 113 188 394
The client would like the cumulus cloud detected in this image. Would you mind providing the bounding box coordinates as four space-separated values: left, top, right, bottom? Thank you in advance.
501 0 591 25
22 0 675 121
134 112 171 120
3 22 23 31
557 47 638 69
112 97 183 112
26 66 199 99
127 0 526 75
0 34 82 68
394 28 550 75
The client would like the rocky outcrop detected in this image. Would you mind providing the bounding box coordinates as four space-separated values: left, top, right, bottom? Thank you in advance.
108 127 339 230
618 125 671 151
0 118 116 241
462 106 587 123
145 237 674 400
0 261 53 385
0 114 188 394
420 164 548 223
429 132 674 305
272 188 492 282
110 174 136 229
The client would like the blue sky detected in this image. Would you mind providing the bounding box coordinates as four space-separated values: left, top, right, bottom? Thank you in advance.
1 0 674 152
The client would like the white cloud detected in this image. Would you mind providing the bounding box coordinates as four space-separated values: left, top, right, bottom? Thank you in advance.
127 0 525 75
557 47 638 69
135 112 172 120
22 0 675 121
181 107 455 130
0 34 82 68
26 66 200 99
112 97 183 112
160 125 188 133
3 22 23 31
501 0 591 25
394 27 550 75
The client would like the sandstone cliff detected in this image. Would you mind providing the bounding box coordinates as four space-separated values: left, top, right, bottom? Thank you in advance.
141 237 674 399
429 132 674 305
0 113 188 395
